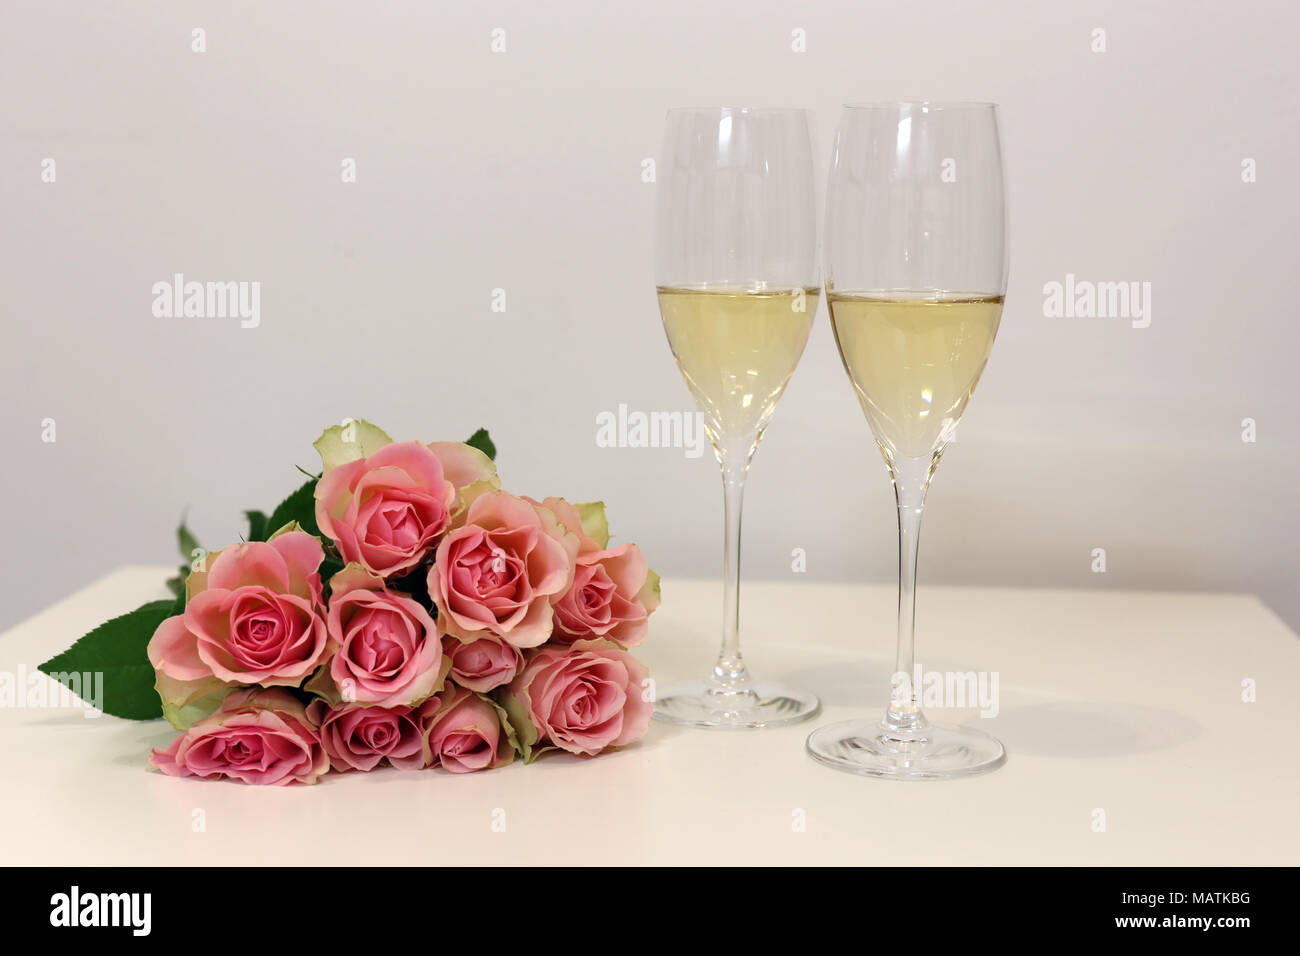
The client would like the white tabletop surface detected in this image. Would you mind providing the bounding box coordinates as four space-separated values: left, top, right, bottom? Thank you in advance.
2 566 1297 866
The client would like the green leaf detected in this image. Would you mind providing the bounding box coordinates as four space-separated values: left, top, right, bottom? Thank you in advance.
465 428 496 461
319 553 345 587
244 509 269 542
37 599 174 720
164 563 188 615
164 570 185 600
265 478 320 538
177 516 201 562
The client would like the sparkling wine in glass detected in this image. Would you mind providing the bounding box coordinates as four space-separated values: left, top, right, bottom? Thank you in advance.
654 107 821 729
808 102 1008 776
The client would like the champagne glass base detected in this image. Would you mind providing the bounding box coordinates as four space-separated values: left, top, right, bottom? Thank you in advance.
806 718 1005 779
653 681 821 730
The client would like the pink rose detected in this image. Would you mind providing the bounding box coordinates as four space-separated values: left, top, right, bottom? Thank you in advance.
553 544 660 648
314 441 456 577
428 441 501 523
323 568 444 707
443 633 523 692
308 700 426 772
428 491 578 648
507 639 652 758
422 685 515 773
149 688 328 786
147 615 228 726
524 496 603 554
150 533 329 711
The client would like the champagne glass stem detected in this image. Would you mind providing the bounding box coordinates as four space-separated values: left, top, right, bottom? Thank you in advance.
713 452 751 692
885 456 933 733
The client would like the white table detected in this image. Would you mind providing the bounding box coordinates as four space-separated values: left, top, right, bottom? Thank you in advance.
2 566 1297 866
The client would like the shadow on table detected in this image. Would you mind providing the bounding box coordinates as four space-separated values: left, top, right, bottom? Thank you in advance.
109 720 179 766
779 660 1202 758
980 700 1201 758
18 711 176 767
779 658 900 709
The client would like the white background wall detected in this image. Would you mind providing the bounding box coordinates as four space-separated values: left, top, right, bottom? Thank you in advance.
2 0 1297 636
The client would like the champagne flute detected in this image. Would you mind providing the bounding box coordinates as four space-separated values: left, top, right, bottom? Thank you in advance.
807 102 1008 776
654 107 821 728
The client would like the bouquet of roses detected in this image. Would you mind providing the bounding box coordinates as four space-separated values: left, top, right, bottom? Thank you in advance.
38 420 660 785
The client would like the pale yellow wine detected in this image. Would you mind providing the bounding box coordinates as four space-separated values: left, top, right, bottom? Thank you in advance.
658 286 817 444
828 292 1003 461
